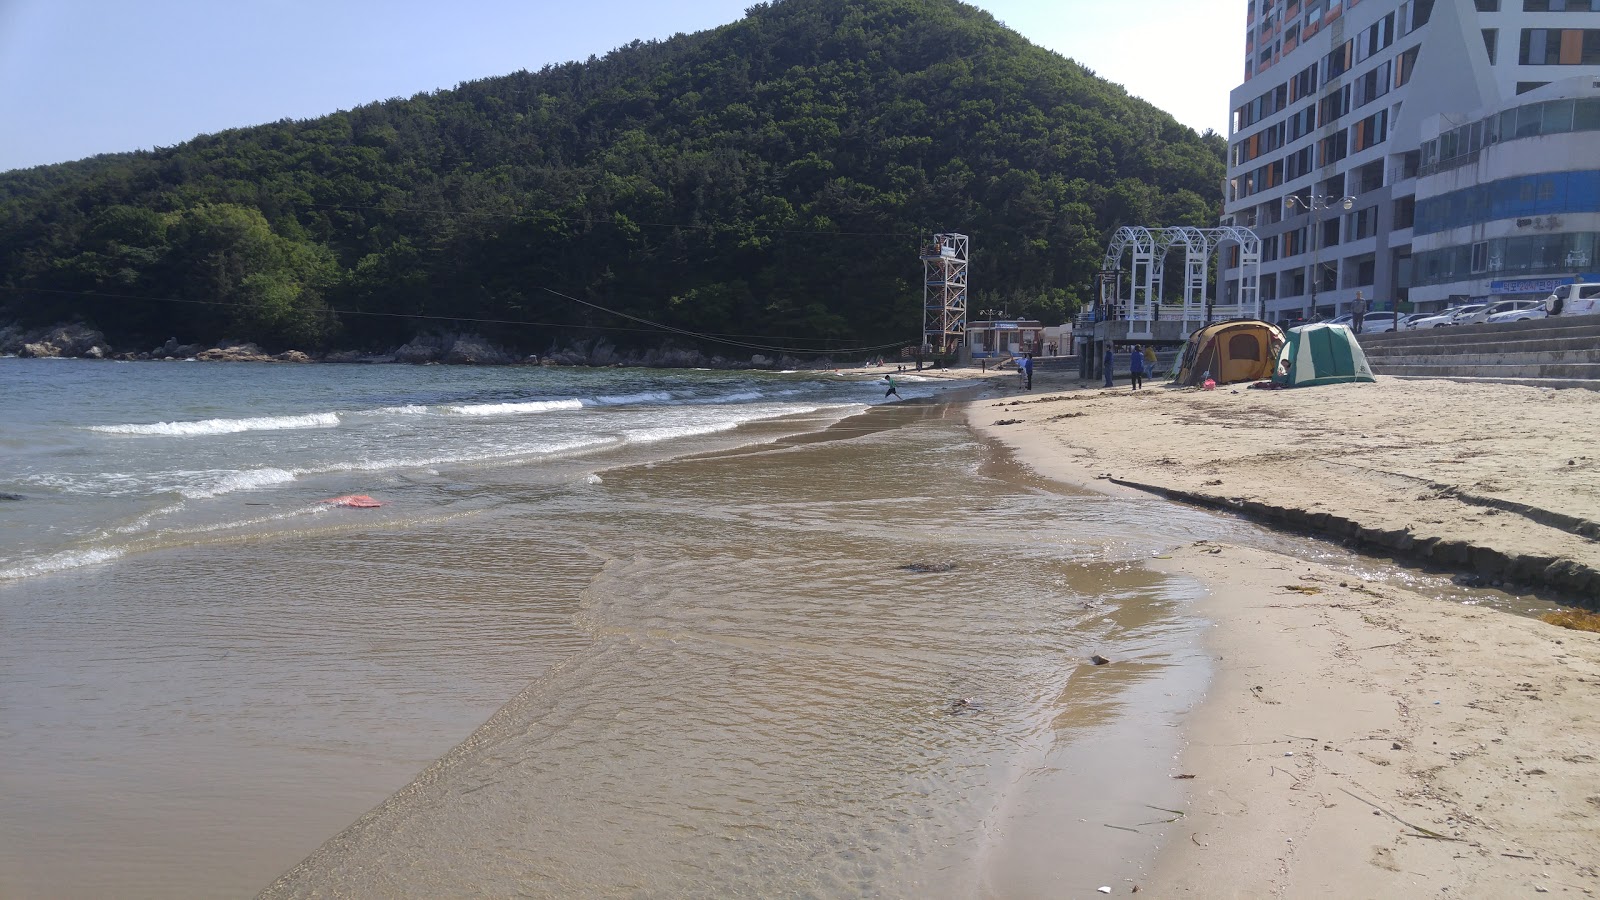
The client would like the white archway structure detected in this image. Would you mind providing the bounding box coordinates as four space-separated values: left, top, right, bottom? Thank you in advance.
1100 225 1262 335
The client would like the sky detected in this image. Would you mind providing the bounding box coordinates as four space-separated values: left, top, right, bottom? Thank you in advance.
0 0 1241 173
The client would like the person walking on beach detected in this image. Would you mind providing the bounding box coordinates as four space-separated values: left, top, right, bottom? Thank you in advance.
1142 344 1157 379
1351 291 1368 334
1102 345 1114 388
1129 344 1145 391
1019 354 1033 390
884 374 900 399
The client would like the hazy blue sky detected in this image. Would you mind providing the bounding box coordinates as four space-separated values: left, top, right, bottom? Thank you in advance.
0 0 1240 172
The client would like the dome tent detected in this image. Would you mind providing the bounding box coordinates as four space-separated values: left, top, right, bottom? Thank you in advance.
1272 323 1375 387
1172 319 1285 387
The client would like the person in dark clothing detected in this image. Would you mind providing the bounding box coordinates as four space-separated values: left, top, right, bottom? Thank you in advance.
1129 344 1145 391
1102 345 1114 388
1351 291 1368 334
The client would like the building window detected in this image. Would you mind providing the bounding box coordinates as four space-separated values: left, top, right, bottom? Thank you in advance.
1519 28 1600 64
1393 195 1416 229
1471 241 1489 273
1523 0 1599 10
1477 0 1500 9
1395 46 1421 87
1483 29 1499 64
1517 81 1552 93
1348 206 1379 240
1351 109 1389 152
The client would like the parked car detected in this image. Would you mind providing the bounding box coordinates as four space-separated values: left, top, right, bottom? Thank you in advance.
1357 311 1407 332
1451 299 1528 325
1324 313 1354 328
1407 306 1471 329
1394 312 1435 330
1547 282 1600 317
1484 299 1549 324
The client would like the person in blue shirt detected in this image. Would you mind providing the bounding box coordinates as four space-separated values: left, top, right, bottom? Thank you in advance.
1018 354 1033 390
1129 344 1145 391
1102 345 1114 388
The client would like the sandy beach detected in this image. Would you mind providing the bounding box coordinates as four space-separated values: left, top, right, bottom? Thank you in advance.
967 369 1600 897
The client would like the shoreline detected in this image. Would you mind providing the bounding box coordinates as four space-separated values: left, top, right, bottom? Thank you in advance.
965 374 1600 897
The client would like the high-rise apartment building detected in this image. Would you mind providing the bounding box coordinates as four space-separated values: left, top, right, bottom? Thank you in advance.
1221 0 1600 323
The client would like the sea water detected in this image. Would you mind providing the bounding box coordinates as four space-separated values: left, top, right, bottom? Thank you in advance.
2 358 1233 898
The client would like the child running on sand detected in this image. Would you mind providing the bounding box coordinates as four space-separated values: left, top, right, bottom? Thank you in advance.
884 374 900 398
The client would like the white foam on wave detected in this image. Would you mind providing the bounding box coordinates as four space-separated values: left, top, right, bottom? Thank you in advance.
448 399 584 416
374 404 430 416
90 412 340 436
621 405 826 446
179 467 298 499
0 547 124 582
589 390 683 406
692 390 764 404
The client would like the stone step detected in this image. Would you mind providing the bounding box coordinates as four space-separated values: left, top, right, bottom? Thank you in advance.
1371 362 1600 380
1356 344 1600 361
1361 335 1600 358
1358 317 1600 346
1384 374 1600 392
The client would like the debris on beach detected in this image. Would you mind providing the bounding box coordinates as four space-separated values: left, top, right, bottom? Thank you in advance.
948 697 983 715
1089 654 1112 666
1283 584 1322 594
900 562 957 573
320 494 384 508
1541 609 1600 633
0 492 25 501
991 418 1023 425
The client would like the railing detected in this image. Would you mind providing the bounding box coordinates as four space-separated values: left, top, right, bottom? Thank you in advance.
1417 148 1481 178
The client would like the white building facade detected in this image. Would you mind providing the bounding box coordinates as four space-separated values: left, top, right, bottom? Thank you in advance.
1221 0 1600 322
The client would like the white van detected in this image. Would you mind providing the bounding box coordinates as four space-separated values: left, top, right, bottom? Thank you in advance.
1546 282 1600 317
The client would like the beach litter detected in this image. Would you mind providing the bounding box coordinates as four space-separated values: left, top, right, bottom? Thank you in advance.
320 494 384 508
899 562 957 573
1541 609 1600 633
1089 654 1111 666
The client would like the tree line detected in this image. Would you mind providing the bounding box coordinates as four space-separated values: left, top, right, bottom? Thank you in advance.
0 0 1225 356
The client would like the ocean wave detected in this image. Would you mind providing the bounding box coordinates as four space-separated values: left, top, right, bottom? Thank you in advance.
0 547 124 581
448 399 585 416
699 390 765 403
374 404 430 416
179 467 298 499
623 422 744 444
589 390 685 406
90 412 341 436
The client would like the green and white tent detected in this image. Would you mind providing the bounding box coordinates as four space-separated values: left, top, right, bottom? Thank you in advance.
1271 323 1375 387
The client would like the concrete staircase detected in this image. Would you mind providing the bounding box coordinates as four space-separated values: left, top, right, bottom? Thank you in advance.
1357 316 1600 390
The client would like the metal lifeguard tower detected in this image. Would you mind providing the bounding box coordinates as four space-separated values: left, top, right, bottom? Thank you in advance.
921 233 968 355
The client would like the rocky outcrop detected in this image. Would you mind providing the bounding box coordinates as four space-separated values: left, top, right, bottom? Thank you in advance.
4 323 111 358
321 350 396 364
441 334 515 365
151 337 205 359
394 333 517 365
195 341 274 362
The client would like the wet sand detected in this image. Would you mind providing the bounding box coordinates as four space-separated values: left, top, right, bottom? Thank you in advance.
968 370 1600 897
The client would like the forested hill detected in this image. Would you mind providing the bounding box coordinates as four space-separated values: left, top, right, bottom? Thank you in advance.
0 0 1224 357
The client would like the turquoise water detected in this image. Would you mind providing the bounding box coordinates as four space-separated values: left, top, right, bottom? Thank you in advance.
1 359 1236 898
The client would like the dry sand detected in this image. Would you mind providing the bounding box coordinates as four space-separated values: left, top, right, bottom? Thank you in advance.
968 371 1600 898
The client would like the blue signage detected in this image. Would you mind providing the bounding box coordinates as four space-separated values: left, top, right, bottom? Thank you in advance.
1488 276 1574 293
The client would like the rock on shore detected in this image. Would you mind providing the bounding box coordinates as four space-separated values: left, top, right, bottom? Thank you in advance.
1 323 112 359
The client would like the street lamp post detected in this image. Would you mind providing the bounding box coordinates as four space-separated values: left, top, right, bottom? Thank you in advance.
1285 194 1356 320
